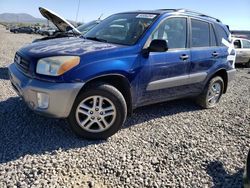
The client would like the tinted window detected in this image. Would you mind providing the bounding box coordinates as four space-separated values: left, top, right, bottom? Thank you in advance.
85 13 158 45
210 25 217 46
242 40 250 48
215 24 229 46
191 19 209 47
151 17 187 49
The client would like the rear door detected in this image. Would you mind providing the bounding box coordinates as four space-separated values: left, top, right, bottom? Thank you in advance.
214 23 231 67
189 18 219 93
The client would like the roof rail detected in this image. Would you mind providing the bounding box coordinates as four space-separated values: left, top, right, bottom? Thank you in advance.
176 9 221 23
157 9 221 23
156 9 179 12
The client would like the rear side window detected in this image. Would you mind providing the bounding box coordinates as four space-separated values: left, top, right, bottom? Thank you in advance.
215 24 229 46
191 19 210 47
242 40 250 48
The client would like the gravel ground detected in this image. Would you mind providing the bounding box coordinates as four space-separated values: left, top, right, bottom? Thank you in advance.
0 25 249 187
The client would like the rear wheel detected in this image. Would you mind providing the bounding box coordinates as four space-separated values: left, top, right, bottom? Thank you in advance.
68 83 127 139
246 60 250 68
196 76 224 108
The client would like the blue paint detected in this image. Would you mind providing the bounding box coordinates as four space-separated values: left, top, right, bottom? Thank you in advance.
11 10 234 110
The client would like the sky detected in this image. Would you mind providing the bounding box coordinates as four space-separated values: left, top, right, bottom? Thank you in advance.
0 0 249 30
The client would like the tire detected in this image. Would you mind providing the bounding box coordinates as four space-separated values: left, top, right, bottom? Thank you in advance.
196 76 224 109
246 60 250 68
68 83 127 139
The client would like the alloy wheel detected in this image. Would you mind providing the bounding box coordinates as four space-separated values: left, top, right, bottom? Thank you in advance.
207 82 222 105
75 95 117 133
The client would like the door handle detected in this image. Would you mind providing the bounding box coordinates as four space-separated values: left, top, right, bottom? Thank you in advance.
212 52 219 57
180 54 189 61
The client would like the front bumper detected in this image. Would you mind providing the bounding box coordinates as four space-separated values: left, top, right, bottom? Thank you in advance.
8 63 84 118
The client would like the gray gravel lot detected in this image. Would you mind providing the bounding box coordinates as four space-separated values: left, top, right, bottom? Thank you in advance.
0 25 249 187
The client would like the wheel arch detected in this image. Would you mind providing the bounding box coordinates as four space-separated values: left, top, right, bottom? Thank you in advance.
208 69 228 93
78 74 133 116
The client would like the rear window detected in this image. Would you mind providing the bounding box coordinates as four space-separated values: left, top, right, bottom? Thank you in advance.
191 19 210 47
214 24 229 46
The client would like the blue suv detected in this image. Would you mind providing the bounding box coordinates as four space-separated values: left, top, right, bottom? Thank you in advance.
8 9 236 139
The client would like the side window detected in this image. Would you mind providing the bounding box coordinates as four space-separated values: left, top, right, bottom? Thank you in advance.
233 40 242 49
210 25 217 46
242 40 250 48
215 24 229 46
191 19 210 47
151 17 187 49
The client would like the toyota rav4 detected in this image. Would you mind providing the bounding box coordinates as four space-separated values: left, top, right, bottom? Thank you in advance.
8 8 236 139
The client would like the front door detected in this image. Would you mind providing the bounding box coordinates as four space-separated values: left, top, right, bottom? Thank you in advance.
137 17 191 105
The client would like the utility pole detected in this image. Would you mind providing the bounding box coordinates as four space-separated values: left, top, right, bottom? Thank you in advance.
75 0 80 24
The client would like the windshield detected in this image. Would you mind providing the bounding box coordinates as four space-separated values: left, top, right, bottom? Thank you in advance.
77 21 100 34
84 13 158 45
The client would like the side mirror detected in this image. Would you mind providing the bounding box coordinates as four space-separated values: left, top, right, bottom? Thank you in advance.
148 39 168 52
142 39 168 58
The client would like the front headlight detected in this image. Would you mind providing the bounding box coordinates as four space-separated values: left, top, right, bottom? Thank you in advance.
36 56 80 76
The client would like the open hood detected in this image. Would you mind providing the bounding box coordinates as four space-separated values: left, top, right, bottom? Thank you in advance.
39 7 81 34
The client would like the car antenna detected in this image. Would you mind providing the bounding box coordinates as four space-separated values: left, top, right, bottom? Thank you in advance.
98 13 103 20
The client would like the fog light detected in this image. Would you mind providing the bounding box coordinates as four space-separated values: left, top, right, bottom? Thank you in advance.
37 92 49 109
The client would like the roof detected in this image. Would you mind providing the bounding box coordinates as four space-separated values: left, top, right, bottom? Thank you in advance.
120 9 222 23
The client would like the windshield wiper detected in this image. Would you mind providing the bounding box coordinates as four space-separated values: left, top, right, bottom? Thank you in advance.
85 36 107 43
71 29 80 37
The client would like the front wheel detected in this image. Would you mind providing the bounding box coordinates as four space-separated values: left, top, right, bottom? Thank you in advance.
196 76 224 108
68 83 127 139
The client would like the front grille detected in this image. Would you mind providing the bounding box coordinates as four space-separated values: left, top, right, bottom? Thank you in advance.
14 53 30 73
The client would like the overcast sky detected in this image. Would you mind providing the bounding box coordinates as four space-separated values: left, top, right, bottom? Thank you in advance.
0 0 250 30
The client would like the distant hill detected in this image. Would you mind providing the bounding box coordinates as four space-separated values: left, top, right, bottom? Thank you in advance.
0 13 46 24
0 12 80 27
231 30 250 40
